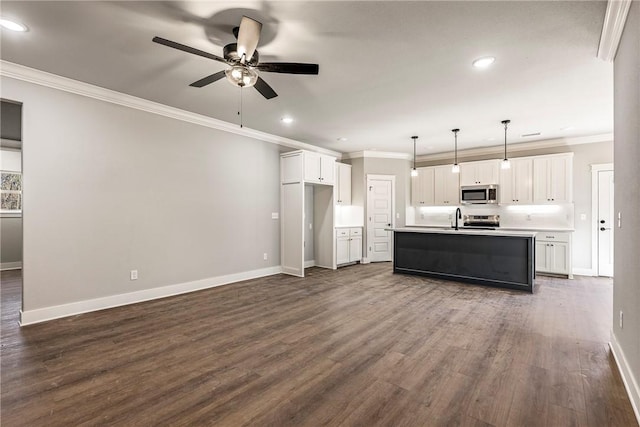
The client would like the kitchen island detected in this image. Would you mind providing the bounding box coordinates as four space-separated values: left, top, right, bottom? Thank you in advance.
391 227 536 292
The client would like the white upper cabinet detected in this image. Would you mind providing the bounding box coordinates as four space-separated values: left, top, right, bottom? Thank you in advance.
281 152 303 184
335 163 352 205
500 158 533 204
433 165 459 205
281 150 337 185
533 154 573 203
411 167 435 206
460 160 500 186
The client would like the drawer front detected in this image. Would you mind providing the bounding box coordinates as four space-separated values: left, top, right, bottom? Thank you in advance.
336 229 349 238
349 228 362 236
538 232 570 243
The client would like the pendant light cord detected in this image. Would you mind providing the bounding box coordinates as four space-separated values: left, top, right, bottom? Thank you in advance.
411 136 418 169
502 119 510 160
452 129 459 165
239 87 244 128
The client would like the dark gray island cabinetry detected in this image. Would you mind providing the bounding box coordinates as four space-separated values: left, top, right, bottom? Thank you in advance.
391 228 536 292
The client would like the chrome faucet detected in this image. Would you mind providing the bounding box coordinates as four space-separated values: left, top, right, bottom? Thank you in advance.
455 207 462 230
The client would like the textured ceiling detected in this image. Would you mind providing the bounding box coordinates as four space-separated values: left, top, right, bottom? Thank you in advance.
0 1 612 156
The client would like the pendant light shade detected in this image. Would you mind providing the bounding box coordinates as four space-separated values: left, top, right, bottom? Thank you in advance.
411 136 419 177
501 119 511 170
451 128 460 173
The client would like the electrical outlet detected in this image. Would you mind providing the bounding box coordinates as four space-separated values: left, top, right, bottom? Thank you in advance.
263 253 268 261
580 213 587 221
618 212 622 228
526 214 532 221
271 212 279 220
396 213 400 219
130 270 138 280
619 311 623 329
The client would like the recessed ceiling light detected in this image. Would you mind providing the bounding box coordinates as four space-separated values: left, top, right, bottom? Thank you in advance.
521 132 541 137
281 117 293 124
484 137 496 142
472 56 495 68
337 137 348 142
560 126 574 131
0 18 28 32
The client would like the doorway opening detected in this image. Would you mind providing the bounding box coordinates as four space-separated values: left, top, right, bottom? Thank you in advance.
0 99 24 322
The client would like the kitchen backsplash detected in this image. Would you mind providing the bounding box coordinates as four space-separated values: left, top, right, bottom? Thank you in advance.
407 203 575 229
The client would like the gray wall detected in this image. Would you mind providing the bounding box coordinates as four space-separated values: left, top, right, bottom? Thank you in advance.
1 76 281 311
0 217 22 265
613 0 639 403
418 141 613 271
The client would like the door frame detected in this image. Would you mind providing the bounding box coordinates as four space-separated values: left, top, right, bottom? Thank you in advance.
591 163 614 277
365 174 396 263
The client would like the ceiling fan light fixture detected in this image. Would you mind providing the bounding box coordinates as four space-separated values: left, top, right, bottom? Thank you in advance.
281 116 294 124
225 65 257 88
472 56 495 69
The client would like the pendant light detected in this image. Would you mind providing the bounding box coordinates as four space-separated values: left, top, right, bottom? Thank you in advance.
501 119 511 170
451 128 460 173
411 136 419 177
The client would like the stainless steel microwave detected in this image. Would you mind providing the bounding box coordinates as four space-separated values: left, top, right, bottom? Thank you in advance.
461 184 499 204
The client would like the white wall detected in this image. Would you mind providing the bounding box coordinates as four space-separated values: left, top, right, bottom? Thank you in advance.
1 76 281 318
613 0 640 416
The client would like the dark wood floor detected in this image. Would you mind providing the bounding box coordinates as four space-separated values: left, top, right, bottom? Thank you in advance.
1 265 637 426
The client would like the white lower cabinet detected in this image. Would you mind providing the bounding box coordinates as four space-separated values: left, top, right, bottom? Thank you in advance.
535 232 572 277
336 227 362 266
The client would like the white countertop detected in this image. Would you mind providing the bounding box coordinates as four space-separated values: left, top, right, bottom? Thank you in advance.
335 225 364 228
407 225 573 233
392 227 537 238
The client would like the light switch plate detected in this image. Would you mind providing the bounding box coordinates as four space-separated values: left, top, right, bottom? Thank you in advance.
271 212 279 219
580 213 587 221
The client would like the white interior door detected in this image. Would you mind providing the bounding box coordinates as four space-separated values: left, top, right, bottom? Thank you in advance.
366 176 394 262
597 170 614 277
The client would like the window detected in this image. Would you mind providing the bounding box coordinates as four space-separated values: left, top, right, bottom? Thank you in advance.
1 171 22 212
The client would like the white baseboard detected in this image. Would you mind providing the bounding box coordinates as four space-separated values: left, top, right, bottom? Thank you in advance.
361 257 371 264
304 260 316 268
0 261 22 271
572 267 596 276
19 266 282 326
610 331 640 424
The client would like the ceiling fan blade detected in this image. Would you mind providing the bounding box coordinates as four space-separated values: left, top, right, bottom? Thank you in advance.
189 71 226 88
152 36 228 64
256 62 319 75
254 77 277 99
236 16 262 63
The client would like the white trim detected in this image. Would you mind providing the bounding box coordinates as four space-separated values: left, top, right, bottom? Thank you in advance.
597 0 633 62
610 332 640 424
572 267 595 277
366 174 396 262
0 61 340 158
343 151 412 160
591 163 614 277
19 265 282 326
417 134 612 162
0 261 22 271
304 260 316 268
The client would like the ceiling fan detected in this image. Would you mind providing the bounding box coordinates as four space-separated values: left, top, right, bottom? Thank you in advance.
153 16 319 100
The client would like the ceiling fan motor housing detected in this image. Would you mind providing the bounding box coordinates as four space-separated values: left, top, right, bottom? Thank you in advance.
223 43 259 66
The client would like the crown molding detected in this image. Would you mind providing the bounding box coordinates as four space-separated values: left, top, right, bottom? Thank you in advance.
416 133 613 162
342 150 412 160
0 61 341 157
597 0 632 62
